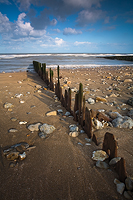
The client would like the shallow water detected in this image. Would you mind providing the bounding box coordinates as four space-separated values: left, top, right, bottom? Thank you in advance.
0 53 133 73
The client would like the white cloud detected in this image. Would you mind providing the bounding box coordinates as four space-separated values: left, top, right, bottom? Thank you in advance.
63 27 82 35
55 37 65 46
0 12 12 33
15 13 33 36
104 16 110 24
126 19 133 24
0 0 11 4
14 0 31 11
50 19 57 26
63 0 102 8
74 41 91 45
53 29 60 33
76 9 105 26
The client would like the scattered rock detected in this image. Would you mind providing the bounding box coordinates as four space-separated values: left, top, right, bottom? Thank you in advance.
9 162 17 168
27 123 42 132
125 177 133 191
69 124 78 132
46 111 57 116
92 150 109 161
4 102 14 109
19 121 27 125
124 191 133 199
40 123 56 134
96 161 109 169
124 79 132 82
96 96 107 103
88 98 95 104
65 111 71 116
35 85 42 89
127 97 133 107
15 94 23 98
112 116 133 129
38 132 48 139
6 152 19 161
8 129 18 133
128 110 133 119
20 100 25 103
18 81 22 84
114 178 125 195
11 117 17 122
57 109 63 114
108 112 123 119
109 93 118 98
69 132 79 137
109 157 121 165
19 152 26 160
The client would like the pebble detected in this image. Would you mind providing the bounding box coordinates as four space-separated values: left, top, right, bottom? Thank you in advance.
9 162 17 168
38 132 48 139
57 109 63 114
8 129 18 133
19 121 27 125
40 123 56 134
125 177 133 191
11 117 17 122
96 161 109 169
108 111 123 119
18 81 22 84
3 102 14 109
85 143 91 146
20 100 25 103
35 85 42 89
65 111 71 116
92 150 109 161
88 98 95 104
85 138 92 142
114 178 125 195
15 93 23 98
19 152 26 160
124 191 133 199
109 157 121 165
96 96 107 103
128 110 133 119
112 116 133 129
46 111 57 116
124 79 132 82
69 132 79 137
27 123 42 132
127 97 133 107
6 152 19 161
69 124 78 132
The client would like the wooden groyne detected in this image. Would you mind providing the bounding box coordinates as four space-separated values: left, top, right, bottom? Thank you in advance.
33 60 127 183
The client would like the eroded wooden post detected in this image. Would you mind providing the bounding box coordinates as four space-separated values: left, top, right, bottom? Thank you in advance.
84 107 92 138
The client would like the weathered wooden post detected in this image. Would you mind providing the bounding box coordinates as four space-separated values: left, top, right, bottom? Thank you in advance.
78 83 83 124
73 93 79 122
81 95 85 127
84 107 92 138
50 68 54 91
68 88 71 112
42 63 46 82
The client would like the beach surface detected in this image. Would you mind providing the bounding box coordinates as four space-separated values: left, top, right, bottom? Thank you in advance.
0 66 133 200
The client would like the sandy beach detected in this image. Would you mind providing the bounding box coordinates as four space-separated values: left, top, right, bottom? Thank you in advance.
0 66 133 200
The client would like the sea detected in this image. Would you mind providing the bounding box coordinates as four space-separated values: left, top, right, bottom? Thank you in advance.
0 53 133 73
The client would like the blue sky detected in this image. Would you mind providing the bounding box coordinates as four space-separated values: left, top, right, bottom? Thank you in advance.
0 0 133 53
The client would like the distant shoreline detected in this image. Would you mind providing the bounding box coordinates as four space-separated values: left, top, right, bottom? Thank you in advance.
102 56 133 62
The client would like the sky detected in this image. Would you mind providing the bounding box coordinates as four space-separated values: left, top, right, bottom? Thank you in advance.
0 0 133 53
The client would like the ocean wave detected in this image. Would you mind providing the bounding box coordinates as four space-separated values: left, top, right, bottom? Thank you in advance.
0 53 133 60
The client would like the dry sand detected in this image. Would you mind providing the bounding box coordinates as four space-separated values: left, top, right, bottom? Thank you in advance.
0 66 133 200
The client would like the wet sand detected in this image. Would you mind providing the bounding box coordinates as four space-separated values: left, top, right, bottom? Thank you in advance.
0 66 133 200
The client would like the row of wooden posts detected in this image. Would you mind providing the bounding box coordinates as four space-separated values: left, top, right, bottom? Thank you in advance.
33 60 92 138
33 61 127 183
